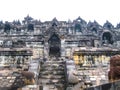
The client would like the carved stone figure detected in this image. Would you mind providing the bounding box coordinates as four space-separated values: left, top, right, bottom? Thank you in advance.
108 55 120 80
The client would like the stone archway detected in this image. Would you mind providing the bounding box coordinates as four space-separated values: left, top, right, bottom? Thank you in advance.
102 31 113 44
48 33 61 57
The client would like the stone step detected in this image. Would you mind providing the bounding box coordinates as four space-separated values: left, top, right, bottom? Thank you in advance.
39 79 65 84
40 68 64 71
43 61 65 64
39 58 66 89
40 75 65 79
40 72 64 76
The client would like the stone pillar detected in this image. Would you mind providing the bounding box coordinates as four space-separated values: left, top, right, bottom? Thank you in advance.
73 54 79 64
61 39 65 58
1 56 5 64
79 54 83 63
39 47 44 59
44 42 49 58
99 55 102 63
83 55 86 65
94 55 98 65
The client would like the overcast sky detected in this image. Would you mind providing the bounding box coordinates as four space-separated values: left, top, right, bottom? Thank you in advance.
0 0 120 26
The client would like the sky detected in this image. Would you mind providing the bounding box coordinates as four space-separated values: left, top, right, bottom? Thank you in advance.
0 0 120 26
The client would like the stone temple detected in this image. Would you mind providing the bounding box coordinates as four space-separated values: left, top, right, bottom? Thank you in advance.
0 15 120 65
0 15 120 90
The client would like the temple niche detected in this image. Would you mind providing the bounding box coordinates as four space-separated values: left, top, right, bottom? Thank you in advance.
4 22 11 33
103 20 114 30
75 23 82 34
27 24 34 31
73 17 87 35
102 31 113 45
48 33 61 57
87 21 101 34
116 23 120 29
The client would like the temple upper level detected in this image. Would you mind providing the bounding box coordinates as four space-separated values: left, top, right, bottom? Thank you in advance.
0 15 119 49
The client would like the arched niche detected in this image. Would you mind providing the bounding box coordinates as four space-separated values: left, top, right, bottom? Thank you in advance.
48 33 61 57
92 27 97 34
27 24 34 31
102 31 113 44
75 24 82 32
4 23 11 33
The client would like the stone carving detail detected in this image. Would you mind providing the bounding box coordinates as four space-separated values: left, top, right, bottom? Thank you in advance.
108 55 120 80
103 20 114 30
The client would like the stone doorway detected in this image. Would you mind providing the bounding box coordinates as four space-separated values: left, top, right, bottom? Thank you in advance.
48 33 61 57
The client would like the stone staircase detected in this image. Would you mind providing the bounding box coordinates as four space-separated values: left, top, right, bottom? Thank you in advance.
39 57 66 90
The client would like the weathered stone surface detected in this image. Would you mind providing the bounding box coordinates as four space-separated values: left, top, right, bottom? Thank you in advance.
109 55 120 80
